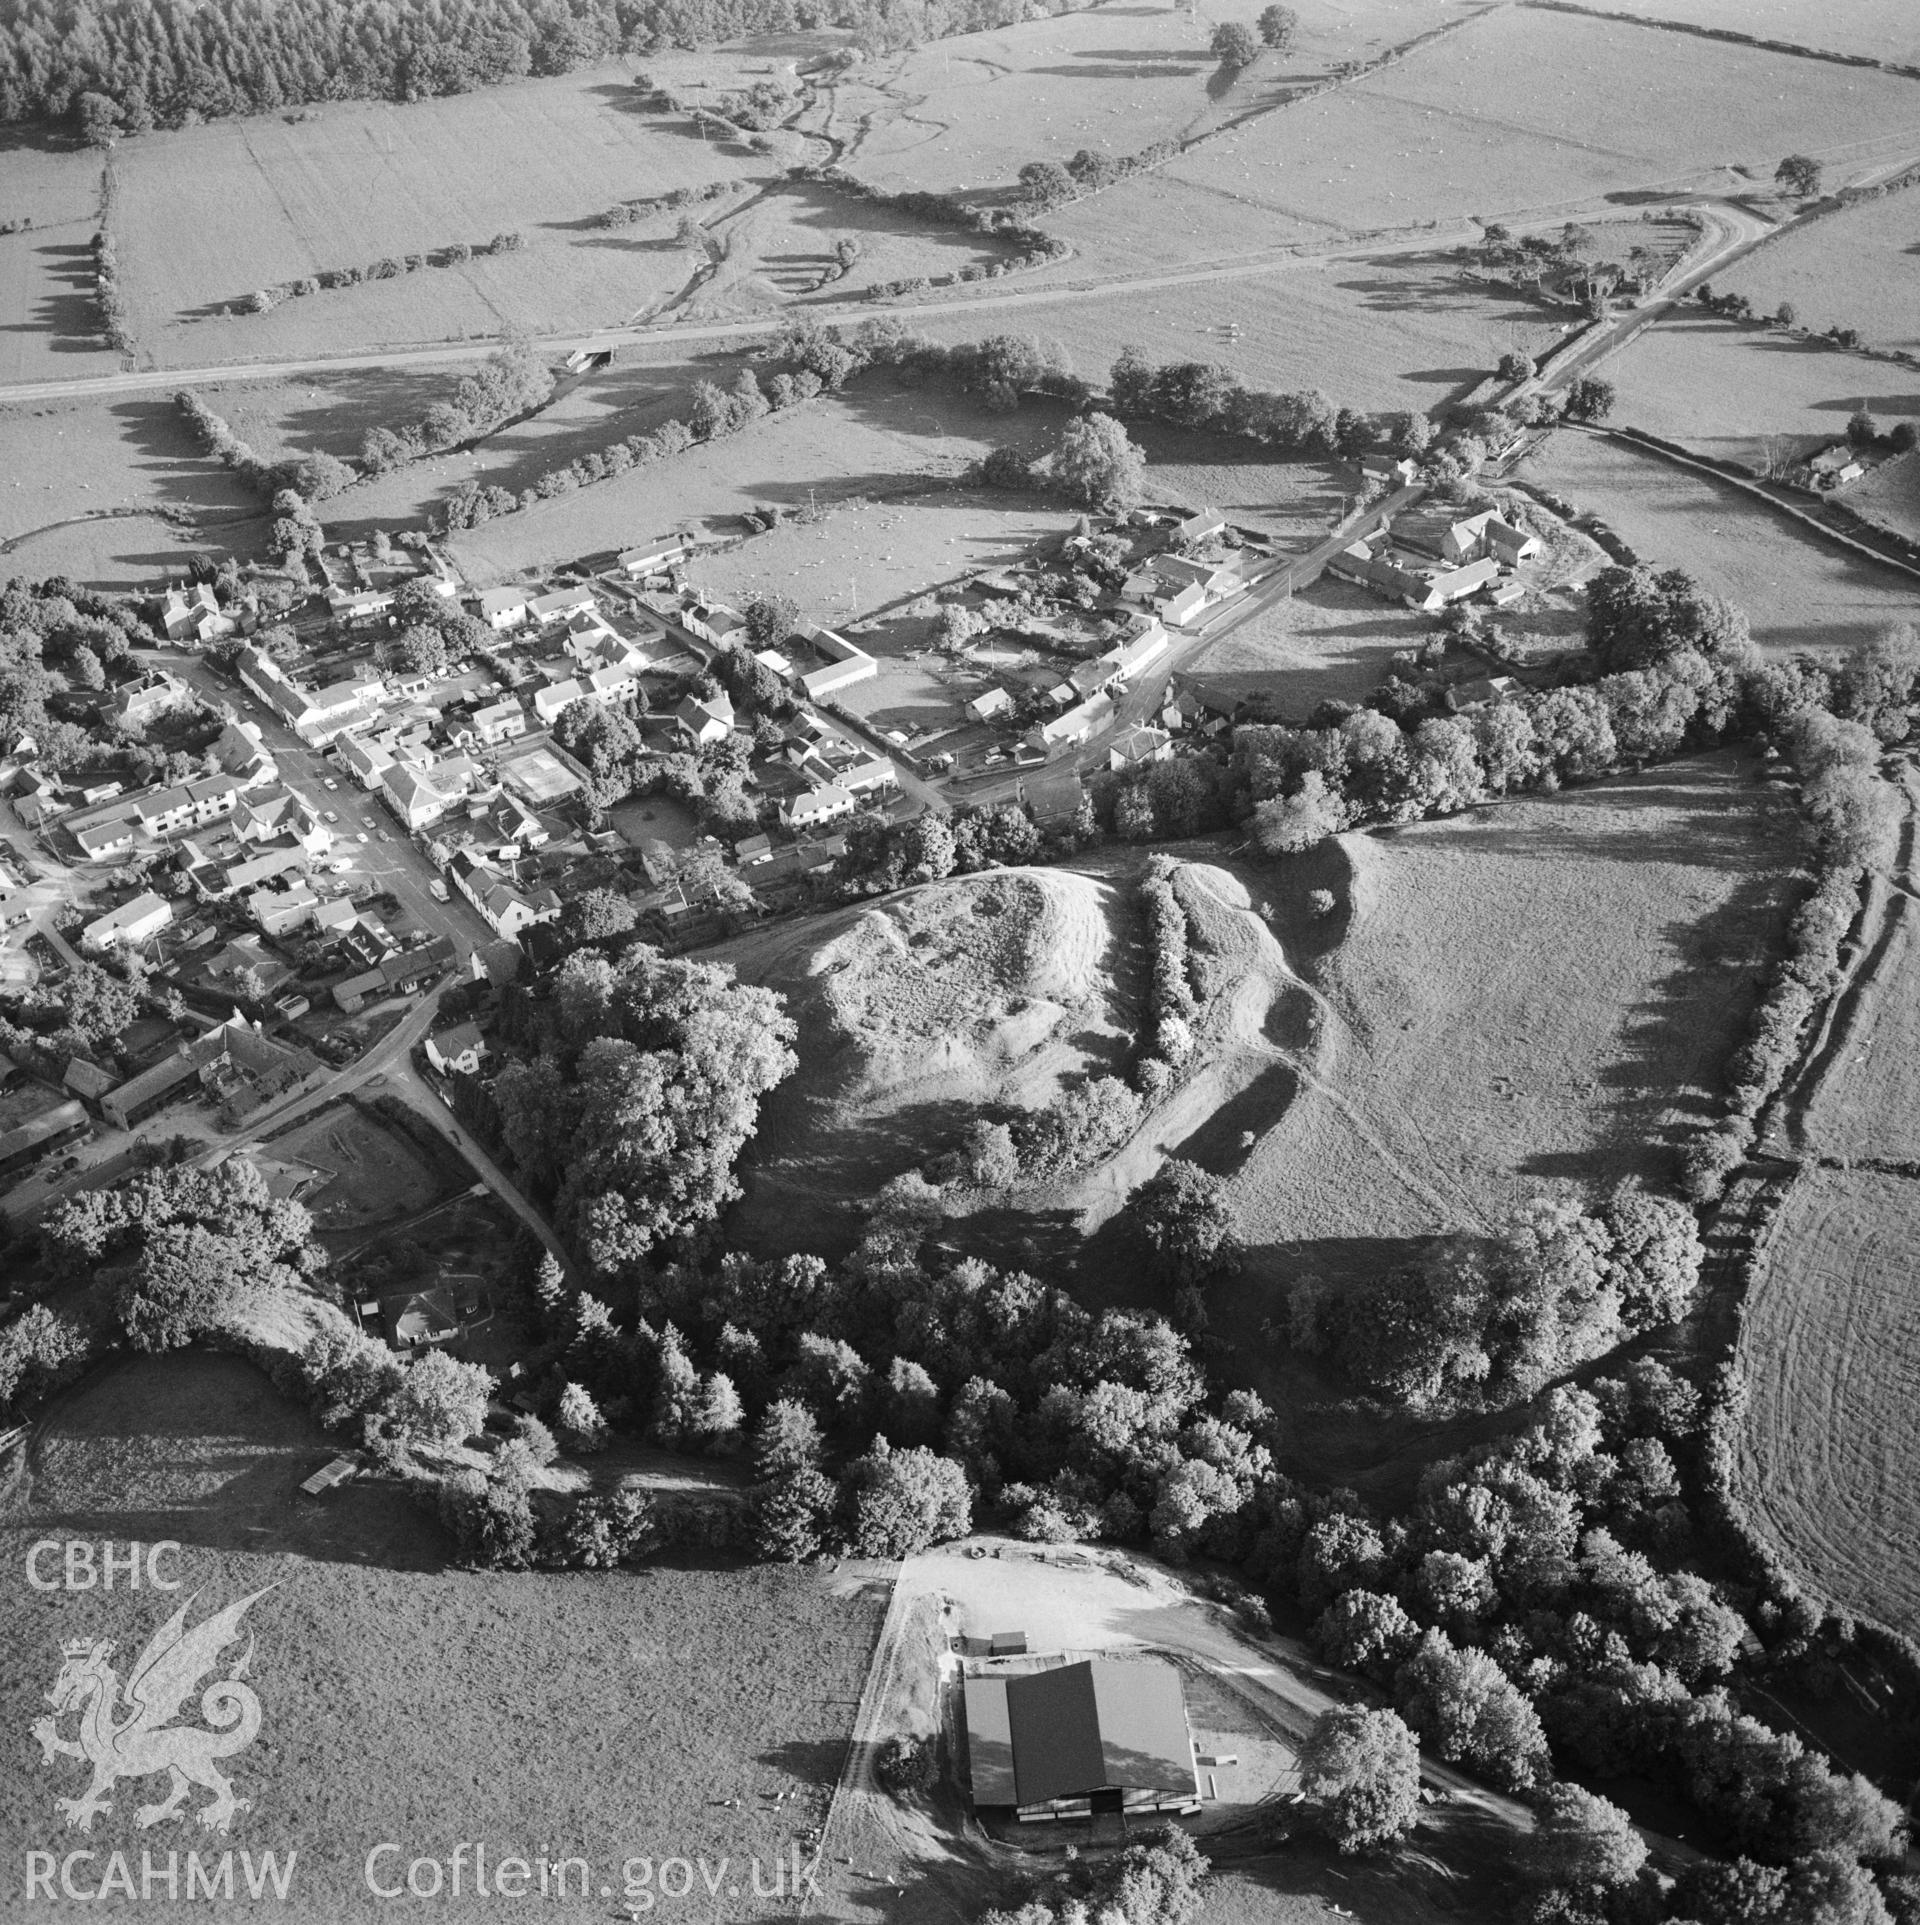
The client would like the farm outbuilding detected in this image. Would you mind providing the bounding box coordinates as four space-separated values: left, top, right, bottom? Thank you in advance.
963 1658 1198 1820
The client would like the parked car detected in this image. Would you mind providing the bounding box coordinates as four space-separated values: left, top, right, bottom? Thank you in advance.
429 880 450 903
357 832 370 844
324 778 338 791
362 816 375 828
323 810 339 823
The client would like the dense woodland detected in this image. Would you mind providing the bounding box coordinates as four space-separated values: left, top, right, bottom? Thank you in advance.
0 0 1086 132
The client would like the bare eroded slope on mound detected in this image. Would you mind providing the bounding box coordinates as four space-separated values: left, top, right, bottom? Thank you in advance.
717 868 1130 1254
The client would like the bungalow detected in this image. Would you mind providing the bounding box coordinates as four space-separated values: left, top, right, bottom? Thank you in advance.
794 620 878 702
534 678 587 728
527 585 598 626
81 891 171 951
471 698 528 747
425 1022 488 1077
1110 725 1174 771
200 844 306 901
155 584 219 641
1029 691 1113 752
1361 452 1420 487
783 784 855 829
477 587 530 632
734 832 774 865
69 800 142 862
966 686 1014 723
674 690 735 747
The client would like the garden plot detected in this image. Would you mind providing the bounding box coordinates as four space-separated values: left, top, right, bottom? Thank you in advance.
1600 316 1918 471
1714 193 1920 357
0 1352 887 1925
271 1103 453 1231
1515 429 1920 656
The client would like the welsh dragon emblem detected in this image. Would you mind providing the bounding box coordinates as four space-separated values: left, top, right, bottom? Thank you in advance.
31 1586 274 1833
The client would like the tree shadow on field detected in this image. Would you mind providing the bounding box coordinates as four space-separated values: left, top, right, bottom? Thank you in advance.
24 1355 454 1574
24 240 109 357
757 1735 853 1790
112 397 262 520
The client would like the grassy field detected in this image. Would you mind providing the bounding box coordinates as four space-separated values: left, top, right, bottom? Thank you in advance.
1 1351 886 1924
1734 1165 1920 1637
0 146 123 387
441 381 1073 582
101 69 780 367
1602 315 1917 470
1840 449 1920 543
1588 0 1920 67
917 254 1562 417
0 394 268 589
1714 193 1920 355
1139 9 1920 238
1514 429 1920 656
1118 759 1802 1474
716 867 1134 1258
1185 578 1431 715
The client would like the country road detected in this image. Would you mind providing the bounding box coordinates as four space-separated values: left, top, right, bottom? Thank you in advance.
0 185 1799 412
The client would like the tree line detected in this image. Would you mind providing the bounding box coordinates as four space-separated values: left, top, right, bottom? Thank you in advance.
3 0 1099 134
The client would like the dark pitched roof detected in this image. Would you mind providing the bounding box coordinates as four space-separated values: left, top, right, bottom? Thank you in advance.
970 1659 1194 1808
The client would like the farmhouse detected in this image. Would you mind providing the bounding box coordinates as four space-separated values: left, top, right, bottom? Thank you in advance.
100 1015 310 1132
1172 507 1227 545
1808 443 1867 489
155 584 220 641
80 891 172 951
963 1659 1197 1820
1396 507 1543 567
681 601 748 646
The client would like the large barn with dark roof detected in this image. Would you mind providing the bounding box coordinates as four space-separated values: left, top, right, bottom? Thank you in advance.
963 1658 1198 1820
